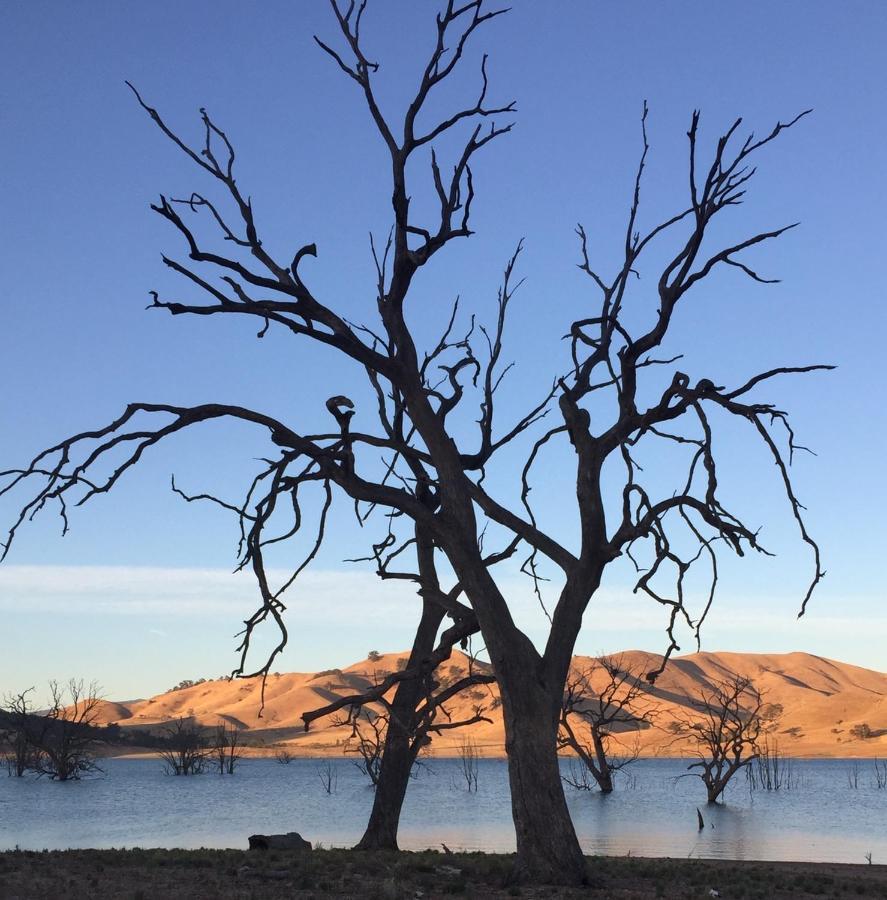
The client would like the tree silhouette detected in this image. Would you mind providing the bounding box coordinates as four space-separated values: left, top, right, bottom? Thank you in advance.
158 717 208 776
558 656 653 793
674 674 769 803
28 680 103 781
0 1 825 883
1 688 37 777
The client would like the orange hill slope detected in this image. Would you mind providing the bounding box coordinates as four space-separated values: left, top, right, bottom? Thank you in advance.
98 650 886 758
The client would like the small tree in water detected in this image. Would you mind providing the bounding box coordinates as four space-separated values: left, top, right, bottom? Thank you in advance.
338 708 386 786
677 674 768 803
458 738 480 791
158 718 208 776
29 680 103 781
211 723 242 775
1 688 37 777
558 656 653 793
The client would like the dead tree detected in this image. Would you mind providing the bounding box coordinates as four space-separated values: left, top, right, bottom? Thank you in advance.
1 688 37 777
316 759 339 793
211 723 242 775
158 718 208 776
29 680 103 781
0 1 825 883
558 656 652 793
304 523 495 849
337 708 386 786
676 674 767 803
274 746 293 765
328 645 493 796
458 738 480 791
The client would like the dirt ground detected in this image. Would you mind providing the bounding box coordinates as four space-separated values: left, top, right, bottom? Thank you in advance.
0 848 886 899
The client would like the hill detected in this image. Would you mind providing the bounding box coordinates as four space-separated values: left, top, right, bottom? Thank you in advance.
90 650 886 758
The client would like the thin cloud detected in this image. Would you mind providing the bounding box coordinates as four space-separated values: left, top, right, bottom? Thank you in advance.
0 565 417 621
1 566 882 642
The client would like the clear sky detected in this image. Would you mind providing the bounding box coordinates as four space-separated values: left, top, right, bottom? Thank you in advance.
1 1 885 700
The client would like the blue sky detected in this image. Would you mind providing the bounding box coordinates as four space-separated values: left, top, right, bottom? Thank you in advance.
1 1 885 699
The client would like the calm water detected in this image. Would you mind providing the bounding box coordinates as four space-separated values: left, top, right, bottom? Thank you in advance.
1 758 885 864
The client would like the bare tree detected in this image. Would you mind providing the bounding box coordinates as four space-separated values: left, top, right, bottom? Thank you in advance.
211 723 242 775
1 688 37 777
337 708 386 786
675 674 768 803
0 1 826 883
316 759 339 793
29 680 103 781
274 746 293 765
309 625 493 843
458 737 480 791
158 718 208 776
558 656 653 793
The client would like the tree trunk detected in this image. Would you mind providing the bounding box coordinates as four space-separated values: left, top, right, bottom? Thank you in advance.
500 669 587 885
591 730 613 793
355 596 446 851
355 727 420 850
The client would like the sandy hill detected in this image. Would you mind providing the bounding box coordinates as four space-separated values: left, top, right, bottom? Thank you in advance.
97 650 886 759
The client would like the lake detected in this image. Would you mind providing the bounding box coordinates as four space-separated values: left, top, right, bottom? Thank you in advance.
1 757 885 864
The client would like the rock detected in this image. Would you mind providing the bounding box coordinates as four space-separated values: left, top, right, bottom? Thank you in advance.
248 832 312 851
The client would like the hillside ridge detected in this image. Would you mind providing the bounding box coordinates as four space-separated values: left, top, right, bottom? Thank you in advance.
92 649 886 758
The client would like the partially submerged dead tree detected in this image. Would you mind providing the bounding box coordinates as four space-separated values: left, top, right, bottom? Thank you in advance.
458 737 480 791
316 759 339 794
675 674 768 803
211 723 242 775
1 688 37 777
274 746 294 765
336 707 386 786
558 656 653 793
158 718 208 776
0 0 825 884
29 680 103 781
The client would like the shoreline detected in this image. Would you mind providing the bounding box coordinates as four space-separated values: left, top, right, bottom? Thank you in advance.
103 747 887 761
0 848 884 899
106 745 887 763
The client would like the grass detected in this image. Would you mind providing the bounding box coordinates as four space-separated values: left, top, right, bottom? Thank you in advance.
0 847 885 898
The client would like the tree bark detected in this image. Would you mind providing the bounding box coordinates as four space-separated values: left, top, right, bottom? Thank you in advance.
355 726 421 849
498 658 588 885
591 730 614 793
355 597 446 850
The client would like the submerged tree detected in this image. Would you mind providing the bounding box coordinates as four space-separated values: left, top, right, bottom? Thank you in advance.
1 688 37 777
675 674 768 803
558 656 653 793
337 707 386 786
158 718 208 776
0 0 826 883
458 737 480 792
211 723 242 775
29 680 103 781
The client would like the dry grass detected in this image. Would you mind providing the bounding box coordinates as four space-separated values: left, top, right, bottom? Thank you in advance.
0 848 885 899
